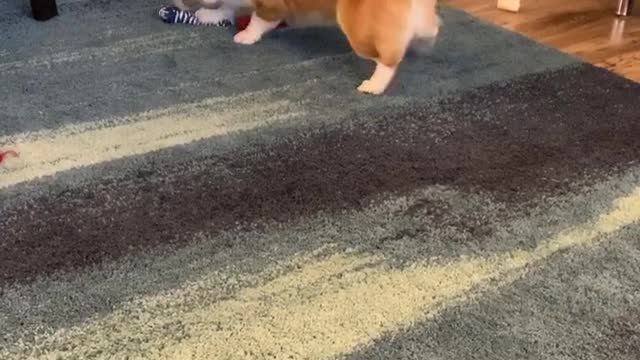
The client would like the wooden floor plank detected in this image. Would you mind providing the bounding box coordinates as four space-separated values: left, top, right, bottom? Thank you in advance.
445 0 640 81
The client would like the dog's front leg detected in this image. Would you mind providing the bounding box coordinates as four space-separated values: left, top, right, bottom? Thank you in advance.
233 11 281 45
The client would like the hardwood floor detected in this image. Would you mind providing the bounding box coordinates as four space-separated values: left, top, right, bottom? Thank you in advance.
444 0 640 81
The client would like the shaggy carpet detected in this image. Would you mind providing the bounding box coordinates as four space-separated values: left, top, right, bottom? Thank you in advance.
1 0 640 359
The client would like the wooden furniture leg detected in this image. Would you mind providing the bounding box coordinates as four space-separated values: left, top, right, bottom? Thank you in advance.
616 0 634 16
497 0 521 12
31 0 58 21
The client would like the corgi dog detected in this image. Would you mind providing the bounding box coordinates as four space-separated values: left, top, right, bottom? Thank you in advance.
233 0 440 95
173 0 252 25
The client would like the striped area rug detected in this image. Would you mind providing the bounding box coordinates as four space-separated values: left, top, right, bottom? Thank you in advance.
2 0 640 359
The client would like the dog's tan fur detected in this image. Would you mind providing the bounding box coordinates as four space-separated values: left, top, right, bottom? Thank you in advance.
234 0 440 94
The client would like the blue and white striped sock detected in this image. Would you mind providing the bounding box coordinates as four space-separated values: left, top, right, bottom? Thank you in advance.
158 6 233 27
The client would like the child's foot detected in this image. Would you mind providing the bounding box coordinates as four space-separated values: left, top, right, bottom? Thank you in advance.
195 8 232 25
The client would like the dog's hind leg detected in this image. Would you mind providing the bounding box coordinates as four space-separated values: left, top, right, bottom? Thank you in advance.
410 0 440 54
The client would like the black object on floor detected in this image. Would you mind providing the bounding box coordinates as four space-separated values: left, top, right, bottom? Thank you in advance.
31 0 58 21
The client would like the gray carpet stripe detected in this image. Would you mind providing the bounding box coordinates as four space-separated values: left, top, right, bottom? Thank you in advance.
0 7 576 137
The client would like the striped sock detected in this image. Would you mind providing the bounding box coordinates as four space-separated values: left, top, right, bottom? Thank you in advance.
158 6 233 27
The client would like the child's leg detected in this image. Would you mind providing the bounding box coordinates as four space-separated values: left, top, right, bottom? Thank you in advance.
233 11 281 45
173 0 190 10
195 5 235 24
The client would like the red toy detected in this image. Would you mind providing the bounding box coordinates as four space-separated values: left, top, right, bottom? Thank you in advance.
235 15 287 32
0 149 18 164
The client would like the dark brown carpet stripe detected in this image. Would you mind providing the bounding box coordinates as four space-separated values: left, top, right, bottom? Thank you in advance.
2 64 639 287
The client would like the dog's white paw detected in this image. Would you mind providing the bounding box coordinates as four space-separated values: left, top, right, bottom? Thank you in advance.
195 8 229 24
357 80 385 95
234 29 260 45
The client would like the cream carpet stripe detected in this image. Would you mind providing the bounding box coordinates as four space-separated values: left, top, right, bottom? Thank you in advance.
0 93 305 189
27 187 640 359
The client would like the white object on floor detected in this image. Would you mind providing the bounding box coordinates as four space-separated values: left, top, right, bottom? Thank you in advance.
497 0 521 12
